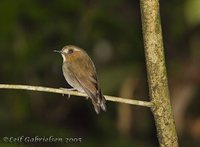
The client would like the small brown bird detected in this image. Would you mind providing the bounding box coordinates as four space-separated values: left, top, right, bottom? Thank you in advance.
54 45 106 114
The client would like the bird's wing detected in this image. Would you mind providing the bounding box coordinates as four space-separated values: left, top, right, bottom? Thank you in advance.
69 57 101 104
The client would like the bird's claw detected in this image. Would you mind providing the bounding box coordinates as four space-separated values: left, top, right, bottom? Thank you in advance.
59 87 76 99
67 93 70 99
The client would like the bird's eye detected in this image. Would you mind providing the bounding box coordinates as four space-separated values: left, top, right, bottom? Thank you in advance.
68 49 74 54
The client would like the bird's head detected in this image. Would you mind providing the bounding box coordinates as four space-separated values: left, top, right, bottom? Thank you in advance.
54 45 85 62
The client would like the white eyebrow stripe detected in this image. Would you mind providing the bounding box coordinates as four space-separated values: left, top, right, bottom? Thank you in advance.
73 48 80 52
63 50 68 53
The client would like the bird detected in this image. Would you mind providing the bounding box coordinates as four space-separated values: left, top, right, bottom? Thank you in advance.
54 45 106 114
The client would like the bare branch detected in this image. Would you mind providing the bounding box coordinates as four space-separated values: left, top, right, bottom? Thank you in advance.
140 0 179 146
0 84 152 107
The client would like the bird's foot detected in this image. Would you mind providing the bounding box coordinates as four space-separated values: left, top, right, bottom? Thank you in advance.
59 87 76 99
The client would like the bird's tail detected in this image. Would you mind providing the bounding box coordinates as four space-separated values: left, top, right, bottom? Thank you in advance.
92 91 106 114
100 95 106 111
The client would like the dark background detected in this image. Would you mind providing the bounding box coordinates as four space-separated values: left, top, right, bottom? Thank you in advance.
0 0 200 146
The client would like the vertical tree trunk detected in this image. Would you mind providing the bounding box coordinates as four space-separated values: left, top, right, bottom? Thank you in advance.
139 0 179 146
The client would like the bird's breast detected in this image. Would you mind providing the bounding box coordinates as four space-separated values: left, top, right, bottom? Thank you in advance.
62 63 84 92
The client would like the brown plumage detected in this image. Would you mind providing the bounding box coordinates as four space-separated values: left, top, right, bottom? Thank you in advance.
55 45 106 114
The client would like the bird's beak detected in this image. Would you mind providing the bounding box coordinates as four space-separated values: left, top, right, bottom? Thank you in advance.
54 50 63 54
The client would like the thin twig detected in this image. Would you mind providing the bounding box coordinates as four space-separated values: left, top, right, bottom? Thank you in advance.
0 84 152 107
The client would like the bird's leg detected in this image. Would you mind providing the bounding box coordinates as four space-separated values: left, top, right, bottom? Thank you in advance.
59 87 76 98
